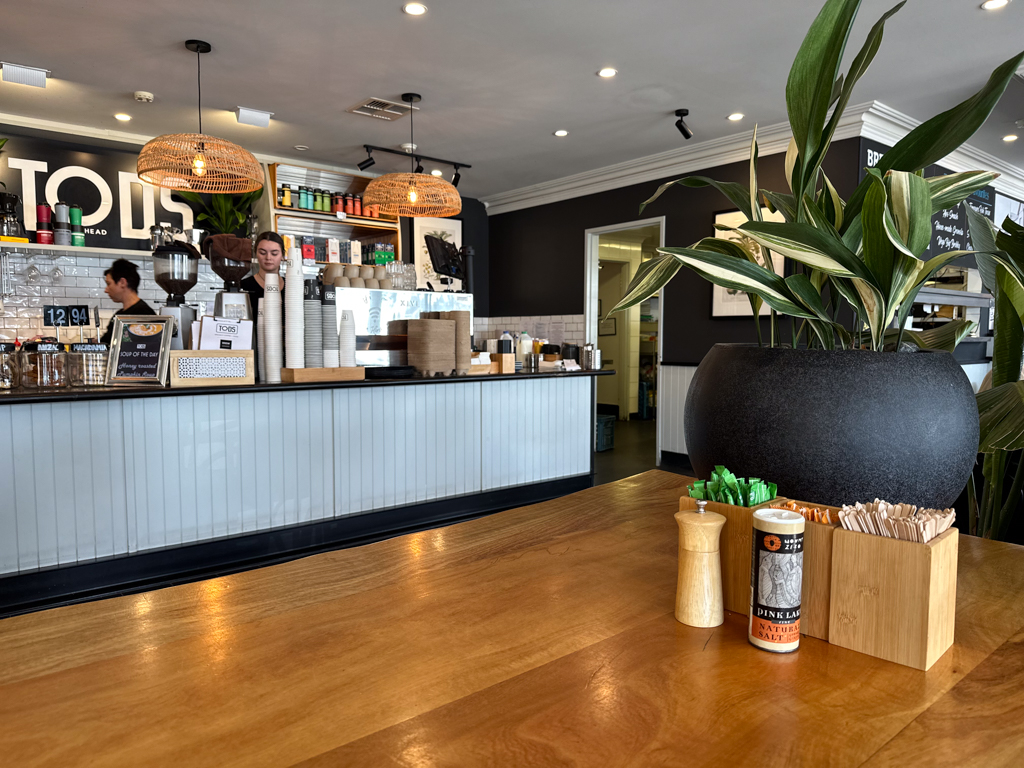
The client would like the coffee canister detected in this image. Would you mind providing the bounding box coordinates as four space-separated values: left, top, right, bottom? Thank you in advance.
748 508 804 653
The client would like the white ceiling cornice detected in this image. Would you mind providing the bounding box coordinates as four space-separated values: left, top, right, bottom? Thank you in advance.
482 101 1024 216
0 110 370 178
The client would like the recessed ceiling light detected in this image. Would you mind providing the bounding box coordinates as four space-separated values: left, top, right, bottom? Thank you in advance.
597 68 617 78
554 130 568 137
113 113 132 122
1005 134 1019 142
430 169 443 176
728 113 745 121
403 2 428 14
981 0 1010 9
294 145 309 151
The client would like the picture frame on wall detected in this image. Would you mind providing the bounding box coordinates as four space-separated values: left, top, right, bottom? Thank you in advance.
412 217 463 291
598 317 617 336
711 208 786 318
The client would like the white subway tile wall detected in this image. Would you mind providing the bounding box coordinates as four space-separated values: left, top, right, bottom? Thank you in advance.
0 251 226 342
473 315 586 346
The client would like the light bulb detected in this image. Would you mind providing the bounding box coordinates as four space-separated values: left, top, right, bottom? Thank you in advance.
192 153 206 177
408 187 418 204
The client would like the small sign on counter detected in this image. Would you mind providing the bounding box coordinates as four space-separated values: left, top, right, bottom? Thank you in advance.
105 315 174 386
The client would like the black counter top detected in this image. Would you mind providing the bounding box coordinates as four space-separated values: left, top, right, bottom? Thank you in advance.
0 369 612 405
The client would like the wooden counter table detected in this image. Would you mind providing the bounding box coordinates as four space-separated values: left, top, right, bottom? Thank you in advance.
1 470 1023 766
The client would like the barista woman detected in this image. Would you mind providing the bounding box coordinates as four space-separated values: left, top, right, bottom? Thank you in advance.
240 231 286 306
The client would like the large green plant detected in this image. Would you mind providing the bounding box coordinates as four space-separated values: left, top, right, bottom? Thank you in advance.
173 188 263 235
966 209 1024 540
612 0 1022 353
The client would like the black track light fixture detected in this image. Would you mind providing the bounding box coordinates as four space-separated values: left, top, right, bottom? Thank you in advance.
414 158 424 174
358 149 375 171
675 109 693 140
451 165 461 188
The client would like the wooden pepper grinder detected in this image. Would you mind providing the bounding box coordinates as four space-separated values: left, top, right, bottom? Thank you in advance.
674 499 726 628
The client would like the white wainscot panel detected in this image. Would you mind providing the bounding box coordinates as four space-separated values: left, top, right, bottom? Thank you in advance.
0 400 129 576
481 375 591 491
333 383 483 516
659 365 698 458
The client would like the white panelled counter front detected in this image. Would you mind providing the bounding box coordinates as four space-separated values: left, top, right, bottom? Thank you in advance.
0 371 604 614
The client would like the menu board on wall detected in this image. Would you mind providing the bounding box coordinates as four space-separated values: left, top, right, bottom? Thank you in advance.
0 131 200 250
860 138 995 263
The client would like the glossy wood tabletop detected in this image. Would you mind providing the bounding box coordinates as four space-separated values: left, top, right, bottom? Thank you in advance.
2 470 1024 767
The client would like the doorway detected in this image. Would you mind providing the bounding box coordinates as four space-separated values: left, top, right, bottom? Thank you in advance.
584 217 665 478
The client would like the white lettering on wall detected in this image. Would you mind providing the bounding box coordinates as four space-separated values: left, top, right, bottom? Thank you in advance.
866 149 883 168
5 158 48 231
118 171 155 240
44 166 113 226
159 188 195 230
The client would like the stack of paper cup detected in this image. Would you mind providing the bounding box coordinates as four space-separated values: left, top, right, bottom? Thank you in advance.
303 279 323 368
284 249 305 369
263 275 283 383
339 308 357 367
322 284 340 368
257 298 266 382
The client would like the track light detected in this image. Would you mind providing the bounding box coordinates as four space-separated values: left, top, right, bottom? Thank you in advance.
414 159 424 174
675 109 693 140
452 165 461 188
358 150 375 171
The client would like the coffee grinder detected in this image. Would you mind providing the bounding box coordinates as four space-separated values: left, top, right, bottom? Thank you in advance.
152 238 200 350
208 246 253 320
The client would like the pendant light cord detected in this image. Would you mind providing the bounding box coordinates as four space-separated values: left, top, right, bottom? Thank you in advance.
409 104 415 172
197 49 203 135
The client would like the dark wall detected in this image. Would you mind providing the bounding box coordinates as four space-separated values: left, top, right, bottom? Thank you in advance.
402 195 490 316
487 138 862 364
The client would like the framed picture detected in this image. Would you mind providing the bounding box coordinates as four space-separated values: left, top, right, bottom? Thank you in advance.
711 208 787 317
598 317 617 336
412 217 463 291
106 315 174 386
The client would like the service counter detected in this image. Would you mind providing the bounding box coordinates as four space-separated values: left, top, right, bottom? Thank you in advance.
0 370 609 615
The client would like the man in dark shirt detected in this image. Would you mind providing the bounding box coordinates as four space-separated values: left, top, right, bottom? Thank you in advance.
99 258 156 344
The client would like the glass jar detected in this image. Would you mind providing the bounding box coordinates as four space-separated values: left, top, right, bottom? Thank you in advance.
20 342 67 388
68 343 109 387
0 342 19 389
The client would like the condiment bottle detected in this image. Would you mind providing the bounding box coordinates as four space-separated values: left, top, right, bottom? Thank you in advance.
354 195 362 216
345 194 354 215
674 499 726 628
282 185 292 208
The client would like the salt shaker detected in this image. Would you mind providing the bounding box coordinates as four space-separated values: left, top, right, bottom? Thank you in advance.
674 498 726 628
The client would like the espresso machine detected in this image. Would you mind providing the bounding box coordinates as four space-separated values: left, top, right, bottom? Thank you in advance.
153 241 200 350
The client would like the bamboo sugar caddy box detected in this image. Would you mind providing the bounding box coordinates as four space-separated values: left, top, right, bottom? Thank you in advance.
678 494 959 670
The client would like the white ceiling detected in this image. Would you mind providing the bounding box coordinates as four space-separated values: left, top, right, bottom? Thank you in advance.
1 0 1022 201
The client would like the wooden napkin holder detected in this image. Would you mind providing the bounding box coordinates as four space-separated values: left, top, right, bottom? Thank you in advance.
828 526 958 671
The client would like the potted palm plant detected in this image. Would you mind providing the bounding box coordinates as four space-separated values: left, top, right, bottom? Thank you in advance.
613 0 1024 507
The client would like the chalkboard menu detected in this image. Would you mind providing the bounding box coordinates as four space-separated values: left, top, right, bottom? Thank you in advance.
106 315 173 386
859 138 995 265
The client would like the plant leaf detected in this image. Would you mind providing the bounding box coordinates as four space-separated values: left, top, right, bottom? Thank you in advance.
607 253 682 316
736 220 875 283
978 382 1024 452
843 50 1024 229
655 245 818 318
992 271 1024 390
884 319 976 352
965 205 999 292
821 172 845 231
785 136 800 194
886 170 932 257
762 191 798 223
786 0 863 207
929 171 1000 214
640 176 752 218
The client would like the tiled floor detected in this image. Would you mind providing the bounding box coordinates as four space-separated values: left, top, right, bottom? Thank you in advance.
593 418 693 486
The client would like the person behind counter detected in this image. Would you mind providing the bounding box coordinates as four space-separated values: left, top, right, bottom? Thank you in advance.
99 258 156 345
240 231 286 306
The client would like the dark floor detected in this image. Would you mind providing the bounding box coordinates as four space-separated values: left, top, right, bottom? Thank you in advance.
593 418 694 486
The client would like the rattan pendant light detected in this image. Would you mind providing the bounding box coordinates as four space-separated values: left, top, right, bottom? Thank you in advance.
363 94 461 218
137 40 263 194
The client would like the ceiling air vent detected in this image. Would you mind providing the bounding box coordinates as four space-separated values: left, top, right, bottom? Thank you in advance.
347 98 419 121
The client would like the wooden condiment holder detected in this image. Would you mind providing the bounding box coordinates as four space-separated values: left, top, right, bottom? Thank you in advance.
828 526 958 671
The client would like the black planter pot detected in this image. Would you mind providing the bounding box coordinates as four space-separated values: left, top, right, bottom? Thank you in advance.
684 344 979 509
